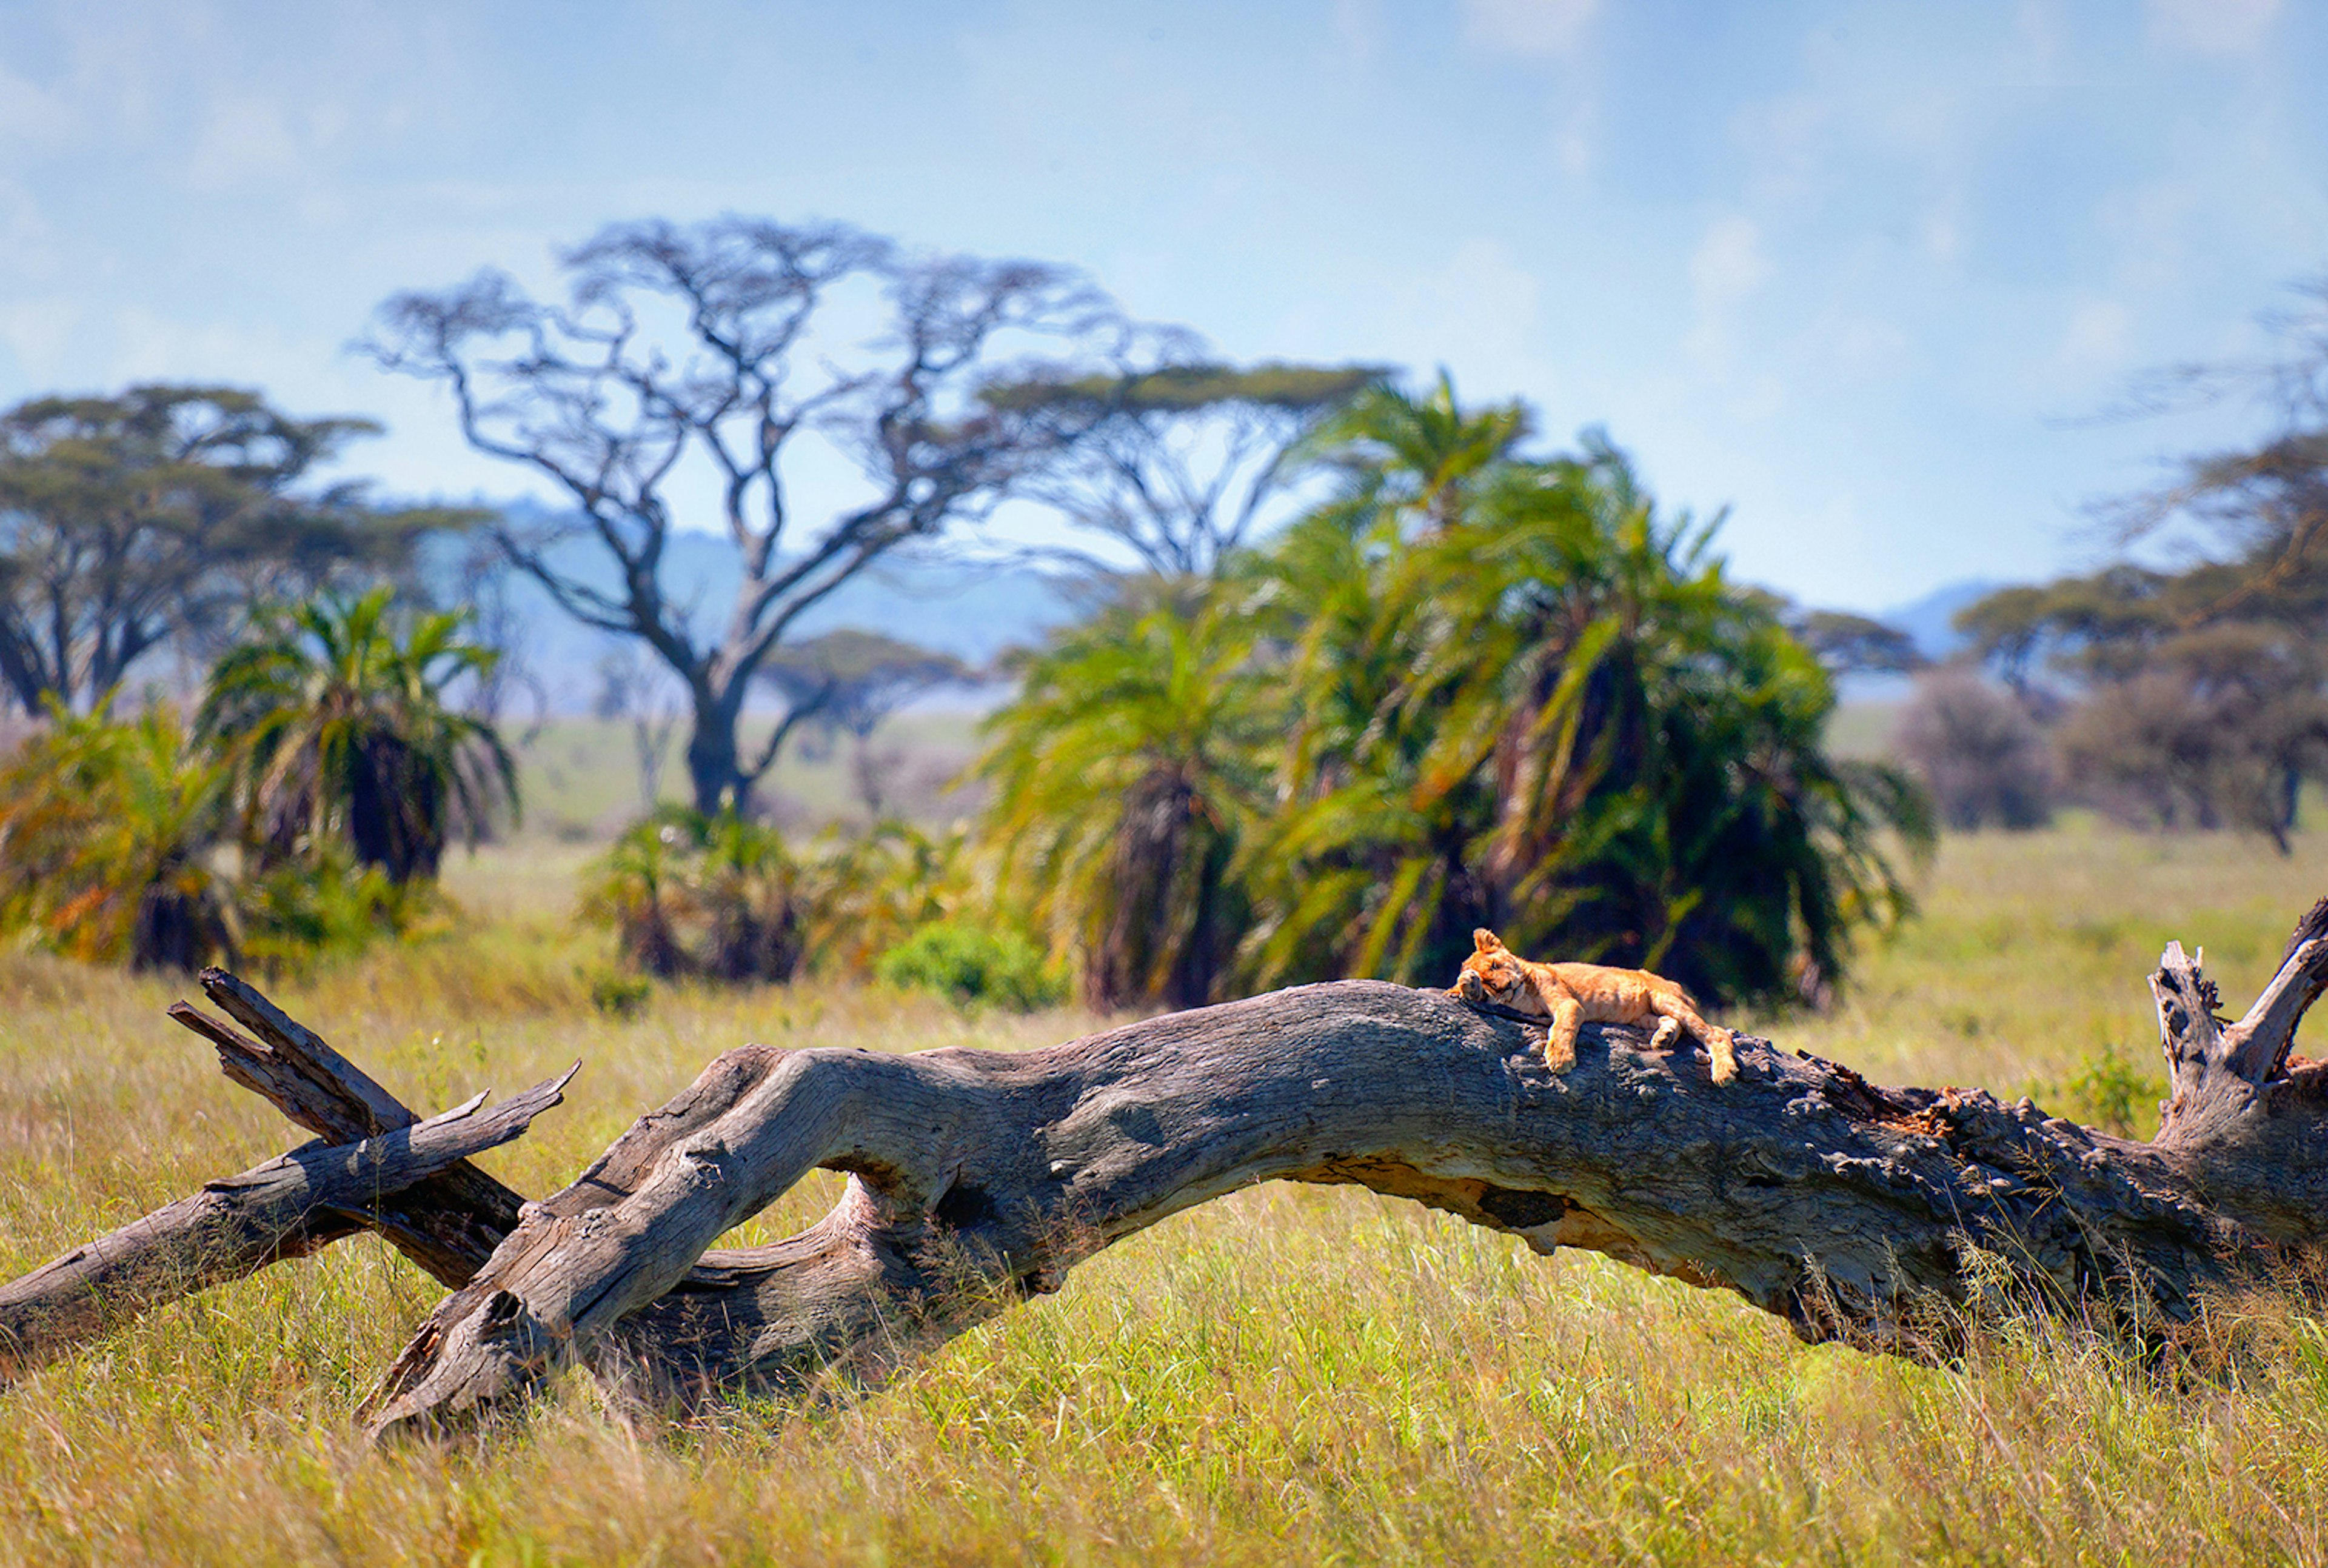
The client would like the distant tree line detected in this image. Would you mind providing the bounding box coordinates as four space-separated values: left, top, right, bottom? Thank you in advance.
1885 282 2328 853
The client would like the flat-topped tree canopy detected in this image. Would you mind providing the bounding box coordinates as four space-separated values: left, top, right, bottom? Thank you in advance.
983 359 1393 581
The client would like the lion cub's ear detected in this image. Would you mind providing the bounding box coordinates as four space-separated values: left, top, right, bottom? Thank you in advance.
1472 928 1505 954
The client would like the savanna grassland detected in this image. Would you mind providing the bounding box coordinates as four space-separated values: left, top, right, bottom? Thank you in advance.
3 813 2327 1566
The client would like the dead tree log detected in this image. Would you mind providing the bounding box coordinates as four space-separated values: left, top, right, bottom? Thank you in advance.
0 1073 570 1384
0 971 572 1384
366 896 2328 1441
3 969 907 1388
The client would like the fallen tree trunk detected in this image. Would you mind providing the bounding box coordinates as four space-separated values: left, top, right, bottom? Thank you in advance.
0 1070 570 1384
8 901 2326 1439
364 896 2328 1441
0 970 573 1385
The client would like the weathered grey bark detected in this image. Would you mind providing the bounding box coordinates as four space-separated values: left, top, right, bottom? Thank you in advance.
1 969 830 1389
0 1067 570 1384
366 896 2328 1441
170 970 541 1286
0 969 577 1384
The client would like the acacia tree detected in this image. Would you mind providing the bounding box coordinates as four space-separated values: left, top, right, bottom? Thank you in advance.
986 360 1386 581
1948 279 2328 849
757 629 969 818
0 385 457 716
367 217 1124 815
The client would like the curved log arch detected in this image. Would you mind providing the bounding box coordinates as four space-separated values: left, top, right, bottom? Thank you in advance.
366 898 2328 1438
4 901 2324 1440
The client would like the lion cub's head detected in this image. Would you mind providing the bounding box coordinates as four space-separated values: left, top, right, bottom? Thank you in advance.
1453 928 1544 1014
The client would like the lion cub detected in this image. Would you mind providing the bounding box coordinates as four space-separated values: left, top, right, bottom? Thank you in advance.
1452 929 1739 1084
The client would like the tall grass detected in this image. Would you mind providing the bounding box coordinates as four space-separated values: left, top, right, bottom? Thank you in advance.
1 822 2324 1564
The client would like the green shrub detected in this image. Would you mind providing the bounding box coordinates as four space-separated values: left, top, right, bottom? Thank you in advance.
0 703 238 973
582 966 652 1019
2059 1039 2162 1139
876 921 1065 1011
236 850 418 977
578 807 803 983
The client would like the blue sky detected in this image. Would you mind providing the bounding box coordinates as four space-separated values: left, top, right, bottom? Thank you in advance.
0 0 2321 611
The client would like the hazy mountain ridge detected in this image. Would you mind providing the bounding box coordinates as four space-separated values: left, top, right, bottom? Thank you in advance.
438 504 1080 712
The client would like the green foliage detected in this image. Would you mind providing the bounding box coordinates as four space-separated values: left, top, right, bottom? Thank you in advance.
583 966 653 1019
974 604 1277 1009
2055 1039 2163 1139
876 920 1065 1011
0 702 237 972
579 810 978 989
0 382 473 717
235 849 421 978
199 585 518 885
0 582 515 978
972 377 1932 1012
797 819 968 978
578 807 805 983
986 359 1390 579
985 361 1388 416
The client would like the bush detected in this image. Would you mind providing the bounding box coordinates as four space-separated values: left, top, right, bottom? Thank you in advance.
877 921 1064 1011
1895 668 2057 831
583 966 652 1019
0 704 238 972
579 807 804 983
237 850 418 977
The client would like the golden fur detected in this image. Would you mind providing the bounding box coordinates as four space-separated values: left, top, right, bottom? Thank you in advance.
1452 928 1738 1084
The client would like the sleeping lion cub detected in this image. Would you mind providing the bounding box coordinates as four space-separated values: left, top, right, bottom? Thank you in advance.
1453 929 1739 1084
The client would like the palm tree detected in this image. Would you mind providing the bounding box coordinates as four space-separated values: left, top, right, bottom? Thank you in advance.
1249 398 1932 1006
1300 370 1532 530
1233 379 1546 989
0 704 237 972
974 600 1276 1010
198 587 517 885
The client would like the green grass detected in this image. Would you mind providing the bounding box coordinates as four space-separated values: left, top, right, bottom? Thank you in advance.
2 823 2327 1564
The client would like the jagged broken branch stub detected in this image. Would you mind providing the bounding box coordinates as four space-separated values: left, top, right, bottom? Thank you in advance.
367 895 2328 1441
0 967 578 1386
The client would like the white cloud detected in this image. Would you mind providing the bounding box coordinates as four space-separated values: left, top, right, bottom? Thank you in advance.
186 96 306 192
1460 0 1600 58
2056 298 2133 379
2146 0 2281 55
1690 215 1770 312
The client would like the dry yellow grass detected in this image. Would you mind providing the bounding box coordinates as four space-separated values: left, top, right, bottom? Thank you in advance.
2 822 2326 1565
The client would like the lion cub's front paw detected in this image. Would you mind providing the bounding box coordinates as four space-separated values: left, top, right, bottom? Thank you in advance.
1708 1029 1739 1085
1540 1035 1576 1073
